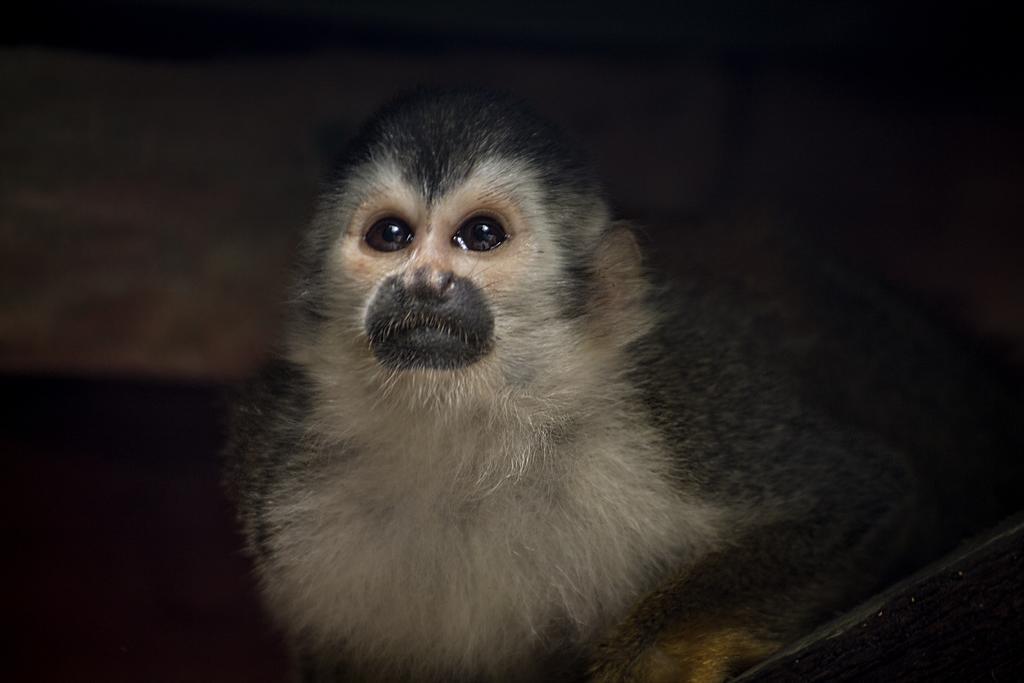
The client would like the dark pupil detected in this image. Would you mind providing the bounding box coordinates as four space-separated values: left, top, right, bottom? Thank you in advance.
473 223 497 247
382 222 405 242
452 217 506 251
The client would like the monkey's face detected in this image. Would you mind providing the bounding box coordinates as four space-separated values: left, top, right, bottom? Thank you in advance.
317 156 588 378
340 160 536 372
291 91 645 403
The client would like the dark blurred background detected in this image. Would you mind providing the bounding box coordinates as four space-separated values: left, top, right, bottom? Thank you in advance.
3 2 1022 681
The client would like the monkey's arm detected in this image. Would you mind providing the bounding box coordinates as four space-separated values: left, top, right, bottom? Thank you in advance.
590 435 917 683
589 523 838 682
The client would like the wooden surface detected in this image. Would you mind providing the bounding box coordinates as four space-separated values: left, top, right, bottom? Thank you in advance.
738 515 1024 681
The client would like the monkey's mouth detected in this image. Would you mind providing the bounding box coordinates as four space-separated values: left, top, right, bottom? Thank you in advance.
367 314 493 370
364 274 496 370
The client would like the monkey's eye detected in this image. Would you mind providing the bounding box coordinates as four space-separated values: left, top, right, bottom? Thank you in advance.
365 218 413 252
453 217 508 252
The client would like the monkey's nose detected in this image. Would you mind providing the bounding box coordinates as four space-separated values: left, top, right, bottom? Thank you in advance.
407 268 456 300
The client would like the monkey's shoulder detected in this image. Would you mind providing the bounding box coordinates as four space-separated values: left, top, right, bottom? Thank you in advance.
223 358 314 498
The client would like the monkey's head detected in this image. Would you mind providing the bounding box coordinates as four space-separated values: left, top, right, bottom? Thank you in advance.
288 89 652 408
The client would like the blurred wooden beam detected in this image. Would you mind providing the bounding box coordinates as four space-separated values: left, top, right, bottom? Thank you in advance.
738 514 1024 681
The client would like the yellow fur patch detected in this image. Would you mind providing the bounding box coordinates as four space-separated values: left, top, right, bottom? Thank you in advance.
642 625 781 683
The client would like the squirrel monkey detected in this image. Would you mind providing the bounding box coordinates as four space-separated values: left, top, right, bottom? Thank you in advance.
224 89 1022 682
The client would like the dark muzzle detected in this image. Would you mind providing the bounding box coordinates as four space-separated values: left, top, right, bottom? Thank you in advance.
365 273 495 370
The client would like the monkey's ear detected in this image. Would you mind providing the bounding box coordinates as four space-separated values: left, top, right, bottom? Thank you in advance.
599 219 644 266
594 221 647 299
588 222 654 343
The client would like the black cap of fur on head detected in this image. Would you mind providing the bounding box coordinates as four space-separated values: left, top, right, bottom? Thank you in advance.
331 87 603 210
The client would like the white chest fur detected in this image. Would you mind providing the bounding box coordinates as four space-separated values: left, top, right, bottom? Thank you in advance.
259 413 723 679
